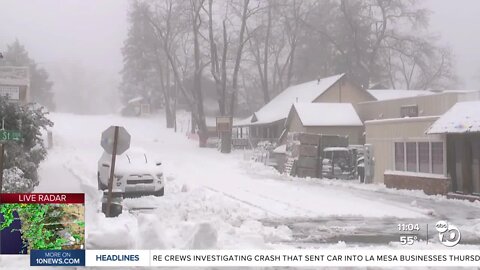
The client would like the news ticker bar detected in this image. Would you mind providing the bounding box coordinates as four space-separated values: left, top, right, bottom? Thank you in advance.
0 193 85 204
28 249 480 267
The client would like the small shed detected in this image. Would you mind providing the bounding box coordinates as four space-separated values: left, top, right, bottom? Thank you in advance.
121 96 150 116
280 103 364 145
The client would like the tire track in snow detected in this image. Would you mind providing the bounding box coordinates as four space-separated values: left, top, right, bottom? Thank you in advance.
203 186 282 217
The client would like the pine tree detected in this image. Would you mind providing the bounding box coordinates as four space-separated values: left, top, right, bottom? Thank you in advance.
120 2 161 108
2 40 55 110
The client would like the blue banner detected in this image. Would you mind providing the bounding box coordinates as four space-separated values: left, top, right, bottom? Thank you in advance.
30 250 85 266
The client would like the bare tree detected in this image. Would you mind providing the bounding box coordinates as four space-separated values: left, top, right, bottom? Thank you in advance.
207 0 228 116
298 0 456 90
147 0 211 146
245 0 307 104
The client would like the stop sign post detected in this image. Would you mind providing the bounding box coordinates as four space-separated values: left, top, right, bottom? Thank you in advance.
101 126 130 217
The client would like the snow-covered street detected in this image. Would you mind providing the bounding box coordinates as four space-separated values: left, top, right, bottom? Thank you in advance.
30 113 480 250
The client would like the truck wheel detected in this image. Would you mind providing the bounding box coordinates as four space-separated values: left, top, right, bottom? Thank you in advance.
155 187 165 197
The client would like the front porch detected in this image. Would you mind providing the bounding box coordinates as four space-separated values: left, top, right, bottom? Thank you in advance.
446 133 480 201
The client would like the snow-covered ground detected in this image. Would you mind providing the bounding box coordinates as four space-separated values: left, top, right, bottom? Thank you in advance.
2 112 480 269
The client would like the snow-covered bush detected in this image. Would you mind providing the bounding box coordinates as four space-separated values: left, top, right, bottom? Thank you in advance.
0 97 53 192
2 167 34 193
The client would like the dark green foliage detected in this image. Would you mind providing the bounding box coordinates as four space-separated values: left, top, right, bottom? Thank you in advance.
0 97 53 192
120 2 162 107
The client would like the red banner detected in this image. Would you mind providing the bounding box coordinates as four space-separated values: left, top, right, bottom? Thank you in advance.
0 193 85 204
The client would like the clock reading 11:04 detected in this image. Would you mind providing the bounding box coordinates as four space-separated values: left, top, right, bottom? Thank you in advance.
397 223 420 231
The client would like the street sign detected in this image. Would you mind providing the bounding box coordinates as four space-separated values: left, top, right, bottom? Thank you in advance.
100 126 130 218
101 126 130 155
0 130 21 141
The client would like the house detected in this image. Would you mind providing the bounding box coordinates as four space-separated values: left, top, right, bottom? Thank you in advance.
280 103 364 145
359 89 480 121
361 89 480 200
427 101 480 200
121 96 150 116
234 73 375 145
0 66 30 104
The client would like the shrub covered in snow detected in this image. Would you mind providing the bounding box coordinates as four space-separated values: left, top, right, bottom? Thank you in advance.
0 97 53 192
2 167 34 192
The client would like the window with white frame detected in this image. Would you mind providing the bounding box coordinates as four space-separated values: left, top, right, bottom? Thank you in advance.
394 141 444 175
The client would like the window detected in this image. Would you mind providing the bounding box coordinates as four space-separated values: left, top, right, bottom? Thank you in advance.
395 142 405 171
418 142 430 173
401 105 418 117
431 142 444 174
406 143 417 172
394 141 444 175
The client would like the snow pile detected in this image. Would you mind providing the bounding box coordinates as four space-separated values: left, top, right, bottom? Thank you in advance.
87 212 138 249
2 167 34 192
136 214 168 249
188 223 218 249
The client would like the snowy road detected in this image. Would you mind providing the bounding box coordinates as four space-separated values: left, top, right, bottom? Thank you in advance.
34 113 480 249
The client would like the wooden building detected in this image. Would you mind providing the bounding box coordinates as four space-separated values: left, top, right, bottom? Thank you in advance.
0 66 30 104
280 103 364 145
234 73 374 145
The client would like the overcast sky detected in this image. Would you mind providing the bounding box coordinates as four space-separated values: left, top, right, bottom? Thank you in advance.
0 0 128 76
0 0 479 91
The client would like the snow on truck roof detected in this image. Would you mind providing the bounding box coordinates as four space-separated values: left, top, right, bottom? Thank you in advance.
324 147 349 151
292 103 363 127
235 73 345 126
427 101 480 134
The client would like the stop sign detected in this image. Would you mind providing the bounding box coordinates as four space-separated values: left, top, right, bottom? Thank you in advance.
101 126 131 155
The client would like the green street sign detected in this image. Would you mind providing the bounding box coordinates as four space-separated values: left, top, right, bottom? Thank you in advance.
0 130 21 141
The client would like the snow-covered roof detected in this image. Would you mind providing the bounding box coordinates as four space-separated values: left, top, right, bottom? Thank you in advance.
233 116 253 126
273 144 286 154
367 89 480 102
292 103 363 127
127 96 144 104
238 74 345 126
427 101 480 134
367 90 434 101
0 66 29 85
